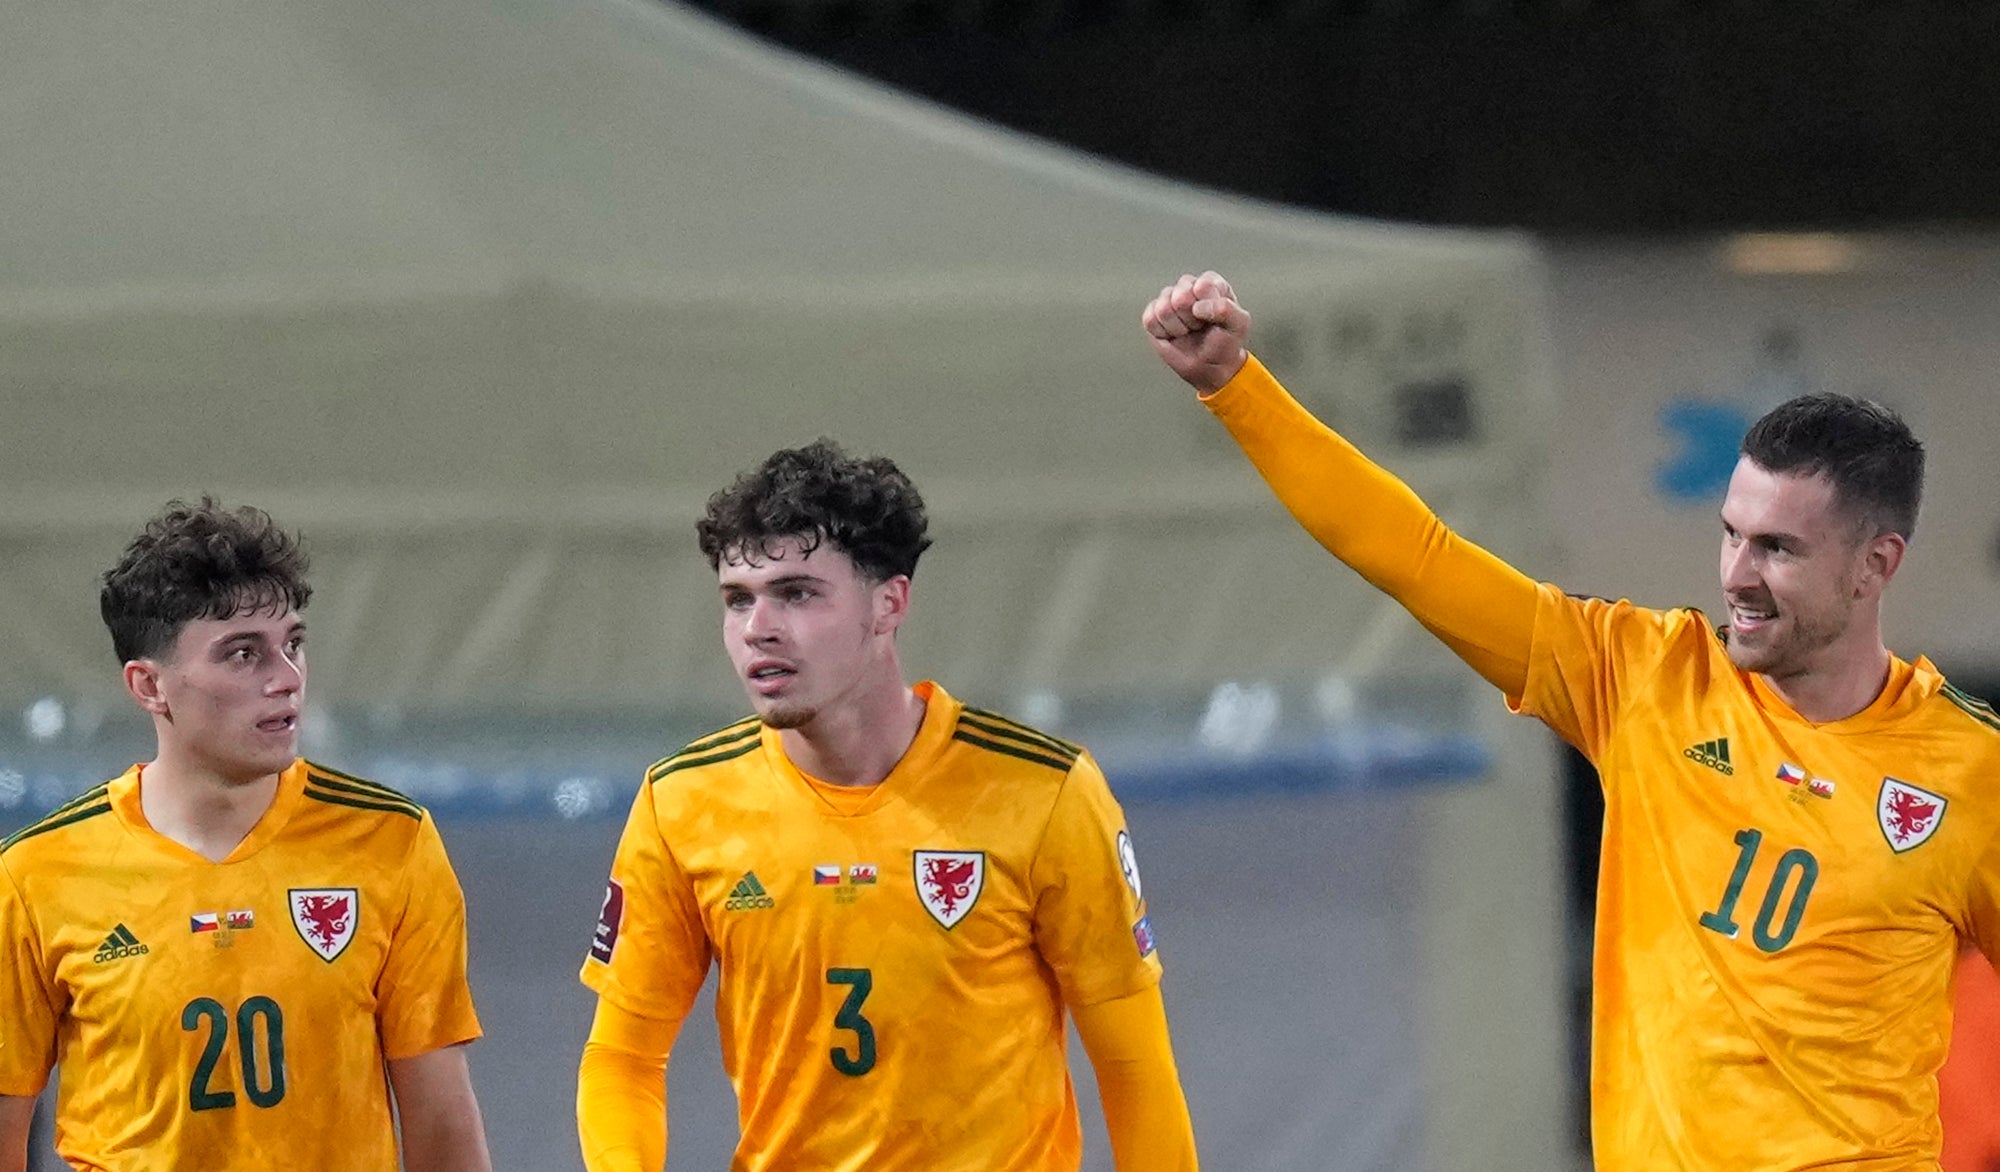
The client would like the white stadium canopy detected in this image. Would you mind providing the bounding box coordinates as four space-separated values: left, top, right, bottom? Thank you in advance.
0 0 1551 719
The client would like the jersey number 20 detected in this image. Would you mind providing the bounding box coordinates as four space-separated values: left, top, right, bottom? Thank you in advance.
182 996 287 1110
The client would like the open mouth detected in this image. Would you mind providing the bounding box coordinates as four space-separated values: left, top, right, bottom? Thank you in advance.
746 662 796 692
1729 602 1777 634
256 714 298 734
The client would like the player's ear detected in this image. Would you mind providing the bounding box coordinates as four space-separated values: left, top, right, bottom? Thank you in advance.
873 575 911 636
124 659 170 717
1858 530 1907 596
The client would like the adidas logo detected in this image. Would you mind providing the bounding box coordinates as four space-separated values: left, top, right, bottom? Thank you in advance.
93 924 149 964
723 872 775 912
1684 737 1734 776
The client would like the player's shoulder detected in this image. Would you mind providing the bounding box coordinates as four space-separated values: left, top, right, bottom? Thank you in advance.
0 781 117 861
300 759 428 824
1564 591 1713 631
1933 680 2000 750
644 716 765 788
951 704 1086 777
1562 592 1723 660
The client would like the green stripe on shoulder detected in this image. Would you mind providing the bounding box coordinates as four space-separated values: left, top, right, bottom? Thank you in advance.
36 782 112 823
652 736 760 780
959 707 1081 760
304 790 424 820
1943 684 2000 735
3 798 114 853
951 729 1075 774
647 719 764 783
305 773 425 819
303 760 419 804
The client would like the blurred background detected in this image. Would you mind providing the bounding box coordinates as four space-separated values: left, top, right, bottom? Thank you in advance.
4 1 1999 1169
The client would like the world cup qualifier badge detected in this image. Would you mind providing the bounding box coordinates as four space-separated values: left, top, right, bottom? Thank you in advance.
591 880 625 964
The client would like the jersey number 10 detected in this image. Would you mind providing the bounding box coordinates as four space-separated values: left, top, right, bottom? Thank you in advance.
1698 828 1820 953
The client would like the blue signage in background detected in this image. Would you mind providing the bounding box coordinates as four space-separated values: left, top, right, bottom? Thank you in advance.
1655 325 1812 505
1656 399 1753 503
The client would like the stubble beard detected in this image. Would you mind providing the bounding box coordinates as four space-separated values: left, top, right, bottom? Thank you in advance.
1725 602 1849 681
759 702 816 730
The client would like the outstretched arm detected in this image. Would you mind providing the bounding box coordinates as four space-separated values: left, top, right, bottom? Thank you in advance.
576 996 679 1172
1074 985 1198 1171
1144 272 1540 696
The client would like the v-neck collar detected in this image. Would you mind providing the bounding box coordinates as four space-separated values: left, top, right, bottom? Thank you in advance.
112 758 306 865
1743 654 1939 733
775 680 957 817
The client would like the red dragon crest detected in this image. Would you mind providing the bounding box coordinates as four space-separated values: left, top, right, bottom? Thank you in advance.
913 850 984 929
290 888 359 961
922 858 977 914
1878 779 1947 854
1887 791 1938 842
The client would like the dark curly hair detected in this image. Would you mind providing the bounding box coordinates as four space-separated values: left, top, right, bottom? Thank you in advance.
100 497 313 663
697 440 932 581
1741 393 1925 541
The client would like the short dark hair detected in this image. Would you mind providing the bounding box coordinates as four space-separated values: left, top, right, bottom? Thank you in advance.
697 440 932 581
100 497 313 663
1741 393 1925 541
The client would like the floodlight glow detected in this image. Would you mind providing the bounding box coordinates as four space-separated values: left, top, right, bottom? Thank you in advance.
1196 681 1280 756
24 698 64 742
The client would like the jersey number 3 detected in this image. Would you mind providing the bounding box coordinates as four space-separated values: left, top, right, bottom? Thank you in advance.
826 968 877 1076
1698 827 1820 953
182 996 288 1110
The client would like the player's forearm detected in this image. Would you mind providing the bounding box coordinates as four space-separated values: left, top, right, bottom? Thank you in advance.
388 1046 494 1172
1074 987 1198 1171
399 1112 494 1172
0 1095 31 1172
1203 355 1538 694
577 1040 668 1171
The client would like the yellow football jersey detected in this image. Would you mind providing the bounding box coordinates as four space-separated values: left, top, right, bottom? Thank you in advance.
0 759 481 1171
1520 588 2000 1170
1201 354 2000 1170
580 680 1162 1171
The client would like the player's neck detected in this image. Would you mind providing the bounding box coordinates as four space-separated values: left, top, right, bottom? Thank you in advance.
780 681 928 788
137 751 285 862
1760 635 1894 725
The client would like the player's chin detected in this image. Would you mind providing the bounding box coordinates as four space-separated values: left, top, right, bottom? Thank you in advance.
1724 637 1778 675
223 747 296 785
757 702 816 731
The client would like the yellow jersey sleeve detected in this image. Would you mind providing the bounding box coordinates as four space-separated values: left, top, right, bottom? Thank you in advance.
1030 751 1161 1008
1956 824 2000 967
0 855 56 1095
576 997 675 1172
1072 986 1198 1172
1511 584 1701 763
1204 354 1541 697
579 770 713 1025
375 815 483 1060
